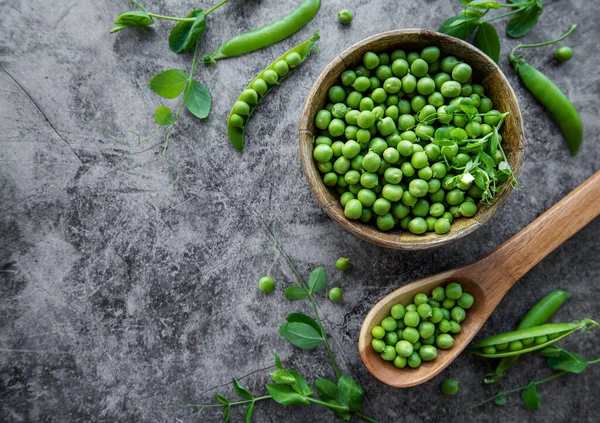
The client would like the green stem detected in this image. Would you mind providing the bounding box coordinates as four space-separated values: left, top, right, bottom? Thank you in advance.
185 395 272 409
469 358 600 410
205 0 229 16
497 2 530 8
356 411 381 423
483 8 522 23
271 220 341 379
306 397 350 412
511 25 577 58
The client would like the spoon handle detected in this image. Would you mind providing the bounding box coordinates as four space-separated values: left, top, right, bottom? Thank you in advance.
467 170 600 297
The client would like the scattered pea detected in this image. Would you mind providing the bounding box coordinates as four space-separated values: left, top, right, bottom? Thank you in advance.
258 276 275 293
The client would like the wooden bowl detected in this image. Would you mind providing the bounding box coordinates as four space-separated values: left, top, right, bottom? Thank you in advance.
299 29 525 250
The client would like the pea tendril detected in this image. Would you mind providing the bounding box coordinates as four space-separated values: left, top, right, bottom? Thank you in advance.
511 25 577 59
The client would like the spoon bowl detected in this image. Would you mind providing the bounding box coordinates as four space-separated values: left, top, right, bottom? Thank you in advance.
359 170 600 388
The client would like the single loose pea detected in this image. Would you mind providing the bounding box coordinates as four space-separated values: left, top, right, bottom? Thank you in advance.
372 326 385 339
406 304 417 312
328 287 343 302
409 179 429 197
375 65 392 81
404 311 420 327
315 109 332 130
357 189 377 207
441 378 459 396
385 331 399 346
434 218 451 235
323 172 337 187
233 100 250 116
410 58 429 77
439 319 451 333
337 9 353 24
403 327 420 344
313 144 333 162
457 293 474 309
440 81 462 98
357 110 375 129
436 334 454 349
341 70 357 86
383 77 403 94
459 201 478 217
408 217 427 235
393 355 407 368
396 340 414 357
372 339 385 352
431 307 443 324
376 213 395 231
449 321 461 334
381 316 398 332
381 345 397 361
414 293 428 305
445 283 462 300
555 46 573 62
252 78 268 96
382 184 403 202
419 321 435 339
344 199 362 220
421 46 441 64
391 304 406 320
360 172 378 189
336 257 350 271
446 189 465 206
417 77 436 96
340 192 355 208
432 286 445 301
451 306 466 323
401 74 416 93
377 117 397 136
363 51 380 70
373 198 391 216
258 276 275 293
441 56 459 73
411 152 429 170
392 58 409 77
452 63 472 83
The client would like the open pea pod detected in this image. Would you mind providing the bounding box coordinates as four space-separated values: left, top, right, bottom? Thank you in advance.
469 319 599 358
227 32 320 152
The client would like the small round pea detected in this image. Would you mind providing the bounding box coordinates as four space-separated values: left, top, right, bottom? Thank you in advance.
229 113 244 128
357 110 375 129
413 293 428 305
419 345 437 361
262 69 279 85
408 217 427 235
440 56 459 73
357 189 377 207
421 46 441 64
383 77 403 94
377 117 397 136
252 78 268 96
382 184 403 202
273 60 290 77
371 338 385 352
393 355 407 368
407 351 422 368
406 304 417 312
391 304 406 320
483 345 497 355
410 58 429 77
449 321 461 334
434 218 451 235
432 286 445 302
446 189 465 206
385 331 399 346
438 319 451 333
445 283 462 300
344 199 362 220
360 172 378 189
459 201 478 217
430 307 443 324
258 276 275 293
328 287 343 303
411 152 429 170
342 140 361 159
436 334 454 349
479 97 493 113
337 9 353 24
450 306 466 323
233 100 250 116
401 74 416 93
376 213 395 231
381 345 397 361
240 88 259 105
409 179 429 197
323 172 337 187
373 198 391 216
395 340 414 357
313 144 333 163
555 46 573 62
509 340 524 351
402 327 420 344
315 109 332 130
457 293 474 309
417 77 436 96
404 311 420 328
363 51 380 70
340 192 355 208
441 378 459 396
452 63 472 83
391 58 409 77
336 257 350 271
372 326 385 339
419 321 435 339
442 298 456 310
285 51 302 68
440 81 462 98
341 70 357 86
376 65 392 81
381 316 398 332
522 337 534 346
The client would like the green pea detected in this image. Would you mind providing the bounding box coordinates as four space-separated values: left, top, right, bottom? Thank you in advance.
452 63 472 83
357 110 375 129
442 298 456 310
263 69 279 85
385 331 399 346
315 109 332 130
434 218 451 235
391 304 406 320
401 74 416 93
395 340 414 358
318 162 333 174
403 327 420 344
496 342 509 350
441 378 459 396
535 335 548 345
404 311 420 328
451 306 466 323
313 144 334 162
555 46 573 62
285 51 302 68
445 283 462 300
446 189 465 206
340 192 355 208
419 167 434 181
411 95 427 113
440 80 462 98
436 334 454 349
360 172 379 189
483 345 497 355
344 199 362 220
479 97 492 113
360 97 375 111
407 351 422 368
383 77 403 94
432 287 445 302
381 316 398 332
371 326 385 339
373 198 391 216
459 201 478 217
372 339 385 352
410 58 429 77
449 321 461 334
440 56 459 73
438 319 451 333
258 276 275 293
409 179 429 197
377 117 397 136
391 58 409 77
408 217 427 235
484 109 502 126
441 308 451 320
419 345 437 361
337 9 353 25
421 46 441 64
229 113 244 128
363 51 380 70
360 208 373 223
381 345 397 361
391 202 410 219
355 65 371 77
522 337 535 346
419 321 435 339
381 184 403 202
233 100 250 116
457 293 474 309
417 77 436 96
273 60 290 77
252 78 268 96
240 88 259 105
341 70 357 86
430 307 444 324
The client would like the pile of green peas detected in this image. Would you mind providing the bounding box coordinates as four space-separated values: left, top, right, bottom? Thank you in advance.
370 282 474 369
312 46 503 234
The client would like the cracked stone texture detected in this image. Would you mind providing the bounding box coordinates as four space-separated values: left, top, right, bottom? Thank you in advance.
1 0 599 422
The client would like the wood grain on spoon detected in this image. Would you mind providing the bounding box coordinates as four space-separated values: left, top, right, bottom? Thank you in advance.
359 170 600 388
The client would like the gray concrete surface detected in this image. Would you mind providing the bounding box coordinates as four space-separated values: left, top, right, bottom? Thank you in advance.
1 0 599 422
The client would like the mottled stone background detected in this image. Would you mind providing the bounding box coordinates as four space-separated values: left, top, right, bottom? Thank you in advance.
1 0 598 422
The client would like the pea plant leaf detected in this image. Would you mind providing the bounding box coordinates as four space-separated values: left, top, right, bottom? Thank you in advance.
154 106 174 126
286 313 322 336
547 350 589 373
110 11 154 33
438 16 480 40
243 402 254 423
473 22 501 63
506 2 543 38
284 286 309 301
460 9 486 18
149 69 188 99
315 378 339 403
337 375 364 413
169 9 206 54
521 382 541 411
495 393 506 406
184 79 212 119
274 354 283 369
232 378 253 400
215 392 230 405
279 322 323 349
308 266 327 293
265 384 310 406
222 405 231 422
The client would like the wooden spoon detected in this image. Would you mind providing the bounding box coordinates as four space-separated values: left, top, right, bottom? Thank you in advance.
359 170 600 388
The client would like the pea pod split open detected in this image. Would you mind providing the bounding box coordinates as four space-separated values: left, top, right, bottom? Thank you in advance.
227 32 320 152
469 318 599 358
204 0 321 65
509 25 583 155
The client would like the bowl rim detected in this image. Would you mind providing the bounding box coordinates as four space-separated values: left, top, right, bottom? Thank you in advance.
299 28 525 250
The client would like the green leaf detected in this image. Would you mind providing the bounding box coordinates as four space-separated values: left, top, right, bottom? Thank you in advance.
168 9 206 54
215 392 229 405
337 375 364 413
270 369 313 396
149 69 188 99
111 11 154 33
232 378 253 399
474 168 486 190
271 369 297 385
480 151 496 169
450 127 468 142
495 393 506 406
547 350 589 373
522 382 541 411
459 102 479 118
468 0 501 9
274 354 283 369
474 22 501 63
490 130 499 155
265 384 310 406
460 9 485 18
222 405 231 422
284 286 309 301
315 378 339 402
279 322 323 349
308 266 327 293
244 402 255 423
184 79 212 119
438 16 480 40
506 3 543 38
154 106 174 126
286 313 322 336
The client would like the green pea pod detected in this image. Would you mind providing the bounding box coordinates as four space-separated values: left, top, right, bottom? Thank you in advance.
227 32 320 152
204 0 321 64
509 25 583 155
469 319 599 358
490 290 571 381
